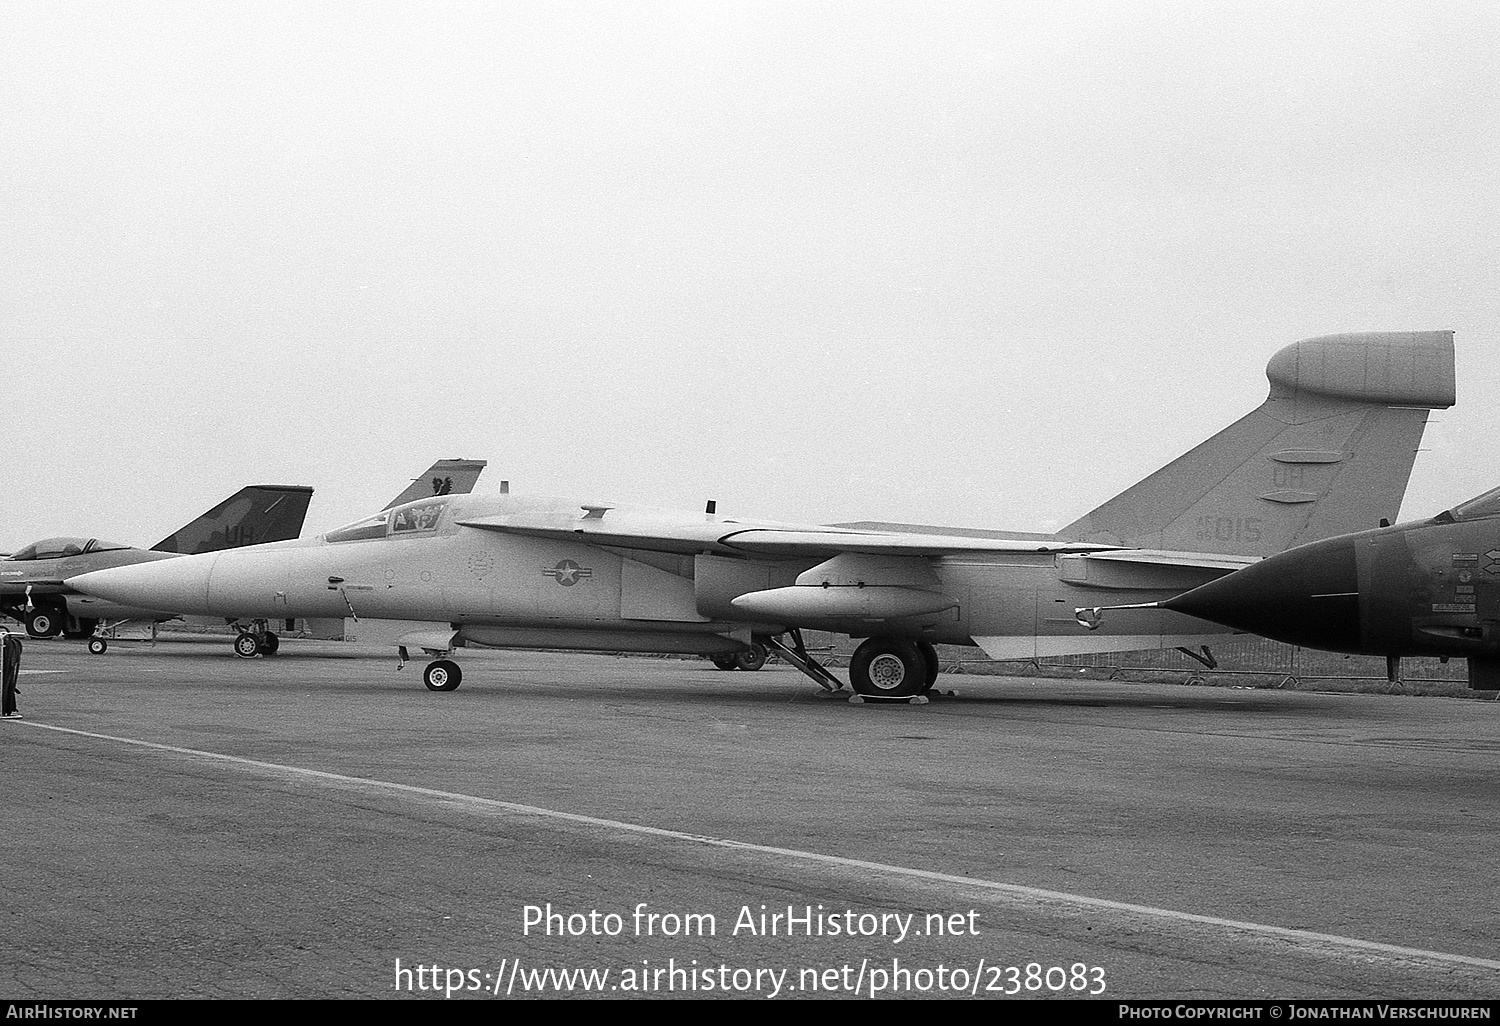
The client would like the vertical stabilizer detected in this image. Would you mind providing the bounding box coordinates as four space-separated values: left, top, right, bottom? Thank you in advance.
384 459 488 509
151 485 315 554
1061 331 1455 557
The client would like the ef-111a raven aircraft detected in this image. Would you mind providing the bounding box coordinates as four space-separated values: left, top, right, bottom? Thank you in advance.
1077 483 1500 691
68 330 1455 696
1 484 315 645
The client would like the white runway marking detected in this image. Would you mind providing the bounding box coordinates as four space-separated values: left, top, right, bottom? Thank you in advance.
21 719 1500 974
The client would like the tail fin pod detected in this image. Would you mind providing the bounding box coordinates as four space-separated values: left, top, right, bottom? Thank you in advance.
384 459 488 510
151 485 315 554
1060 330 1455 557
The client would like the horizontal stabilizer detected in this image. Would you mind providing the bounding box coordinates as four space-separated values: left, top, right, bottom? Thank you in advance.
1058 549 1256 591
1074 549 1258 571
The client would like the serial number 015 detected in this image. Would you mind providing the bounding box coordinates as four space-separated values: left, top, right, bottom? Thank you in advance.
1195 516 1263 544
994 963 1105 995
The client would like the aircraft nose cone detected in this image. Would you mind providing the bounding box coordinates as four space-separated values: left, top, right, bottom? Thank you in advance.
67 554 217 615
1164 538 1363 651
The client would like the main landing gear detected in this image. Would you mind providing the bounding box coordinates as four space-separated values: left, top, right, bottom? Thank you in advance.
21 609 102 643
25 608 63 639
765 631 943 702
422 659 463 692
848 637 940 699
233 622 280 658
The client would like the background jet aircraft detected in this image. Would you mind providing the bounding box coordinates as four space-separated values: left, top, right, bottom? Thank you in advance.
67 330 1455 696
1 485 314 642
1088 484 1500 692
3 458 486 656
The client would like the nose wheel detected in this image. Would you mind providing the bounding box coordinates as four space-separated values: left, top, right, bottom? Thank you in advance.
233 624 280 658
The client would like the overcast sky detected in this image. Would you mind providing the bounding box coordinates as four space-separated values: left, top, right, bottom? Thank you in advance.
4 1 1497 550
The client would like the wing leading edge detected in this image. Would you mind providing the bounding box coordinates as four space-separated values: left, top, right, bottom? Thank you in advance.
454 508 1119 559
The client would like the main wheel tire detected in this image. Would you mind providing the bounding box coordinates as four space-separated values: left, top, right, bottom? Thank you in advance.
233 632 261 658
262 632 280 655
711 655 739 671
423 659 463 692
916 640 941 692
25 610 62 639
88 638 108 655
849 637 927 698
734 642 768 672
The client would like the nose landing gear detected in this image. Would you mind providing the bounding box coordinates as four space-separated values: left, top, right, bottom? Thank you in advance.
233 622 280 658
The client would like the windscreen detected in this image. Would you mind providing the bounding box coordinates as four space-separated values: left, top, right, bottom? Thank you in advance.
325 513 391 544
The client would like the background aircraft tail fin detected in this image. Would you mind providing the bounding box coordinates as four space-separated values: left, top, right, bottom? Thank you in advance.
151 485 315 554
383 458 488 509
1060 331 1455 557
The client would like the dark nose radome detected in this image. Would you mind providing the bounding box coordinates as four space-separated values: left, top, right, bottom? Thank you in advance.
1164 539 1362 652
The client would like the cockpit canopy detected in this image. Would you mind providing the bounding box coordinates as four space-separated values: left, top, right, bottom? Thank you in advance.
5 537 133 561
326 497 450 543
1439 486 1500 524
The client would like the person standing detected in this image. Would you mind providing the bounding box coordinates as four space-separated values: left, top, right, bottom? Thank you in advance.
1 631 21 718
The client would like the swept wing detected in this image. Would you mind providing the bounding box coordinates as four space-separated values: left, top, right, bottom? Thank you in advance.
454 508 1117 558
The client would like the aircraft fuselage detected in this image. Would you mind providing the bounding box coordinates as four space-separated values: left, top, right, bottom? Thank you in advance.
66 493 1228 659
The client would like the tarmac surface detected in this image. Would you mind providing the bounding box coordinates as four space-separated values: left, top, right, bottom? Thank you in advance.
3 634 1500 1000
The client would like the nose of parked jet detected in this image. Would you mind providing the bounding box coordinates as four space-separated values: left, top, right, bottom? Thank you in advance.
1163 537 1364 652
67 552 220 616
